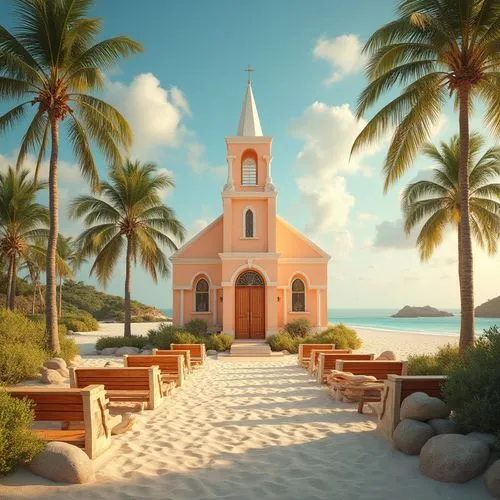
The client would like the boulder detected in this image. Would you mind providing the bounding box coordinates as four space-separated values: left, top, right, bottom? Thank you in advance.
40 367 64 384
44 357 67 371
420 434 490 483
111 412 137 435
400 392 450 421
485 460 500 499
467 432 498 451
376 350 397 360
67 330 75 336
141 349 153 355
207 350 217 356
100 347 117 355
281 350 290 355
393 419 435 455
57 367 70 378
428 418 459 435
29 442 94 484
142 344 154 351
114 346 140 355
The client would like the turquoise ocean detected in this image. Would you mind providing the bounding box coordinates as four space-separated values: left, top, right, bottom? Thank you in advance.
160 308 499 337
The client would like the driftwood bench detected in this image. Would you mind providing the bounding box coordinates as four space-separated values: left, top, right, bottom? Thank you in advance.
124 355 185 387
171 343 207 366
69 366 166 410
152 349 192 373
316 352 375 383
6 385 116 458
298 344 335 369
308 349 352 375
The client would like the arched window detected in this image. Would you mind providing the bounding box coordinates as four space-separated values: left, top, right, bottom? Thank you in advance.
291 278 306 312
244 209 254 237
195 278 209 312
242 158 257 185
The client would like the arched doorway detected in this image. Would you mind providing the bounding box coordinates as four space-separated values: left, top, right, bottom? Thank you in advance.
235 270 265 339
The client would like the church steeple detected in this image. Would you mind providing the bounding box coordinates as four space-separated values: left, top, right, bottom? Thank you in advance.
237 81 263 137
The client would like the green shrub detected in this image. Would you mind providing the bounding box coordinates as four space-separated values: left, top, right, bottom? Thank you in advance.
304 324 362 350
0 343 47 384
59 312 99 332
408 344 462 375
207 333 233 352
184 319 208 336
59 336 80 363
284 318 311 338
0 391 44 475
147 324 178 349
267 331 299 353
95 335 149 351
175 331 200 344
444 327 500 439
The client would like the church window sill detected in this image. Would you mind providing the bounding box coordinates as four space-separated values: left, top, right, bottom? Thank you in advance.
240 236 259 240
192 311 211 315
288 311 309 314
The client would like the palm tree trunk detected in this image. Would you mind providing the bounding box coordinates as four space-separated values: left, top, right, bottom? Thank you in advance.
124 236 132 338
46 117 61 353
32 281 36 315
6 255 14 311
9 255 16 310
58 275 62 318
458 85 475 352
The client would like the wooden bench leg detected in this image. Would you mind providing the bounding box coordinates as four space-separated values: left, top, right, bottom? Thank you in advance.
357 398 365 414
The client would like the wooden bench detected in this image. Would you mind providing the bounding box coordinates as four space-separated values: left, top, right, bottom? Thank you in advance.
316 352 375 383
152 349 191 373
6 385 116 458
171 343 207 365
69 366 165 410
308 349 352 375
371 375 447 441
298 344 335 368
124 355 185 387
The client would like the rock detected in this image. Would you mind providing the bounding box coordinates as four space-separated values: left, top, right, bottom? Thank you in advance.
111 412 137 435
281 350 290 355
44 357 67 371
485 460 500 499
420 434 490 483
29 442 93 484
100 347 117 355
376 350 397 360
40 367 64 384
142 344 154 351
141 349 153 355
67 330 75 336
428 418 459 435
57 367 70 378
393 419 435 455
114 346 140 355
400 392 450 421
104 361 121 367
207 350 217 356
467 432 498 450
392 305 453 318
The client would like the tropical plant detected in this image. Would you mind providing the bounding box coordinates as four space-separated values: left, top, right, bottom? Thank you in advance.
71 160 185 337
0 0 142 352
403 134 500 261
352 0 500 350
0 167 48 310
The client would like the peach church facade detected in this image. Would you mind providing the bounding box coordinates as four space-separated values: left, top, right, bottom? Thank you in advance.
170 81 330 339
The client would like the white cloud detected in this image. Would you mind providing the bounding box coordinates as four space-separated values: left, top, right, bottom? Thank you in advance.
313 34 367 84
372 219 418 250
358 212 379 222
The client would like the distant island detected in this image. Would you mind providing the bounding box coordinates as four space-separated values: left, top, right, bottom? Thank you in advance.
392 305 453 318
475 295 500 318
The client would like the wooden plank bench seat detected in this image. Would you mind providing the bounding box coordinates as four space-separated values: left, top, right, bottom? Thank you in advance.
298 344 335 369
124 355 185 387
171 343 207 365
316 353 375 383
69 366 166 410
308 349 352 375
6 385 115 458
152 349 192 373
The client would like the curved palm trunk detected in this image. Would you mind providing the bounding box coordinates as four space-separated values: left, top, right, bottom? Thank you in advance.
6 255 14 310
58 276 63 318
124 236 132 338
458 86 475 352
46 118 61 353
8 255 17 310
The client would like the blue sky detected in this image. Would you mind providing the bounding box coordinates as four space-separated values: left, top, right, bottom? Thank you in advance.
1 0 498 310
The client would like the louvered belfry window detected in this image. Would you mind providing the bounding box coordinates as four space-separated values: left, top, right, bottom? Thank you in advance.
291 278 306 312
195 278 209 312
242 158 257 185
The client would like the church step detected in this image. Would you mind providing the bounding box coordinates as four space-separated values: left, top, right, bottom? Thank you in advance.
230 343 272 357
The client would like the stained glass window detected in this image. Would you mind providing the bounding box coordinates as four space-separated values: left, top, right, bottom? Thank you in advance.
236 271 264 286
195 278 209 312
245 209 254 237
291 278 305 312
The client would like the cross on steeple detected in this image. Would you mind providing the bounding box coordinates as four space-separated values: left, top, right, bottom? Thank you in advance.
244 64 255 84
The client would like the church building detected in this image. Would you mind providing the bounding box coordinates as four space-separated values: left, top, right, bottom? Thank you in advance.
170 80 330 339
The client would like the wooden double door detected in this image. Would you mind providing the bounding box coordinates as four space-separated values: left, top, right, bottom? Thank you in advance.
235 286 265 339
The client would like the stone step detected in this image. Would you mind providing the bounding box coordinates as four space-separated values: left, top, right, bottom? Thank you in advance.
230 343 272 357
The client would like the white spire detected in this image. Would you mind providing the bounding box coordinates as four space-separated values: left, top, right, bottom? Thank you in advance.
237 82 263 137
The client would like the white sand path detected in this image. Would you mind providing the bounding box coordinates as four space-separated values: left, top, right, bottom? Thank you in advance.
0 356 488 500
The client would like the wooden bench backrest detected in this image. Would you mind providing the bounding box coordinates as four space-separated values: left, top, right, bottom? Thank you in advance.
171 344 205 358
6 386 101 422
299 344 335 360
152 349 190 366
335 360 407 379
320 352 374 370
310 349 351 366
399 376 446 401
124 355 183 374
70 367 153 390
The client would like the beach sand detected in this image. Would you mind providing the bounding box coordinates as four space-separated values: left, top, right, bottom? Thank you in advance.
2 323 486 500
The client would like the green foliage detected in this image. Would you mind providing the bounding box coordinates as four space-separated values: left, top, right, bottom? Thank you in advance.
184 319 208 336
59 336 80 363
147 324 178 349
267 332 299 353
174 331 201 345
206 334 233 352
444 327 500 438
283 318 311 338
0 391 44 476
95 335 150 351
408 344 462 375
59 311 99 332
0 343 46 385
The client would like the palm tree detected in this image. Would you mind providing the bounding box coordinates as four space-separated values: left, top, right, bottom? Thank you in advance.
0 0 142 353
403 134 500 266
70 160 185 337
0 167 49 310
352 0 500 350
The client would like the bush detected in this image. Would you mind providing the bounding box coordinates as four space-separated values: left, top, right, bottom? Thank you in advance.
0 343 47 384
408 344 462 375
0 391 44 475
175 331 200 344
206 333 233 352
267 331 299 353
284 318 311 338
184 319 208 336
147 324 178 349
59 312 99 332
59 336 80 363
444 327 500 439
95 335 149 351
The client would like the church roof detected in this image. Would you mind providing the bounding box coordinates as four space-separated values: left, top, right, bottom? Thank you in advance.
237 82 263 137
